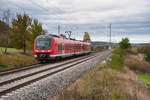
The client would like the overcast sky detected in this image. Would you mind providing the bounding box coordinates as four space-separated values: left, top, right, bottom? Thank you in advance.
0 0 150 43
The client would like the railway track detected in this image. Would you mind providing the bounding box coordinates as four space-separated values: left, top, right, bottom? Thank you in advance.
0 53 95 76
0 52 107 98
0 63 43 76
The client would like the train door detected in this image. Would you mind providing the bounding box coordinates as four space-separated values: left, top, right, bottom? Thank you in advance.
73 43 75 55
62 42 64 54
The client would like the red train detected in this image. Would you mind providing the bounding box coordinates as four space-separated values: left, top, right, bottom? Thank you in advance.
34 34 91 62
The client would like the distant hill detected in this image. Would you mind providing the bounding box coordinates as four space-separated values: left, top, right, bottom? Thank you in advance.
131 43 150 47
91 41 150 47
91 41 109 46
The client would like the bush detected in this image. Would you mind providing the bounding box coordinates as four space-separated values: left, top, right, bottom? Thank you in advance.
119 38 131 50
137 46 150 62
137 46 150 53
145 51 150 62
91 46 95 51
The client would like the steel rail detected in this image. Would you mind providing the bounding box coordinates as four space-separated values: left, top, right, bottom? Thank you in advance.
0 54 98 97
0 54 95 86
0 53 94 76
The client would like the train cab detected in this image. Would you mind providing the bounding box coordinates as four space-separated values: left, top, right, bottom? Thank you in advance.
34 35 52 61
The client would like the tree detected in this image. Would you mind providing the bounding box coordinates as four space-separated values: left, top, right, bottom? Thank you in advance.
2 9 10 54
83 32 91 42
10 13 32 54
119 37 131 50
28 19 43 49
0 20 9 47
0 20 10 54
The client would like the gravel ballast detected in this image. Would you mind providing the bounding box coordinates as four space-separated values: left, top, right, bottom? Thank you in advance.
1 51 111 100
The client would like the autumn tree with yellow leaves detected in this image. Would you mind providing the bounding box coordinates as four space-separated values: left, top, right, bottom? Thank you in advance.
83 32 91 42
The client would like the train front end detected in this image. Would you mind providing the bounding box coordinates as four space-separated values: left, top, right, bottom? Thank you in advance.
34 35 52 62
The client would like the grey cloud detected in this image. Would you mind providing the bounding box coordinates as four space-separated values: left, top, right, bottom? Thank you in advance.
0 0 150 43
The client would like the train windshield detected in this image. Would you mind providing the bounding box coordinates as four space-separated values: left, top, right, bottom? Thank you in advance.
36 38 51 50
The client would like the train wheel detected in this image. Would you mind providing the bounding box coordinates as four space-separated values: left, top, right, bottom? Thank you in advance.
55 57 61 62
45 60 50 63
39 60 44 64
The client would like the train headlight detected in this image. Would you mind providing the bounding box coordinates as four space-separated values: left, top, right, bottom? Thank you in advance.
34 55 37 58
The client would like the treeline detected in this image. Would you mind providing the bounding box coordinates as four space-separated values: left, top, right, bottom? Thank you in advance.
0 20 9 47
0 10 45 54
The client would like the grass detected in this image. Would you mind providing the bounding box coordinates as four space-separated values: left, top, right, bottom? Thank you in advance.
108 48 125 70
0 47 33 56
138 74 150 86
131 47 137 51
0 47 21 55
0 63 9 70
0 47 38 70
110 53 123 70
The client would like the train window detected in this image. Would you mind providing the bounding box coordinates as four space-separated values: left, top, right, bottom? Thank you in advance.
69 45 71 50
83 45 88 50
36 38 51 50
64 44 72 51
71 45 73 50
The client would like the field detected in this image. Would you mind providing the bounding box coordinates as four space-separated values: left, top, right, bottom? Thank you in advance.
131 47 137 51
0 47 38 70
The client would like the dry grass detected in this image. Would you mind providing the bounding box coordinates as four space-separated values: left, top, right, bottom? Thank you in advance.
0 53 38 70
54 65 135 100
0 47 37 70
117 67 150 100
123 54 150 73
53 64 150 100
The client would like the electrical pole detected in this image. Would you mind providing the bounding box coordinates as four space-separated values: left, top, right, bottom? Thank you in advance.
109 24 112 49
58 24 60 35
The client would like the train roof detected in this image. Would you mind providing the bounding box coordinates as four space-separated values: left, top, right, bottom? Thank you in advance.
36 34 59 39
36 34 91 45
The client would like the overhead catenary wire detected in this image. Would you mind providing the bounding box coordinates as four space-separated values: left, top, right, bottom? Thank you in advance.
1 0 80 38
109 24 112 49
